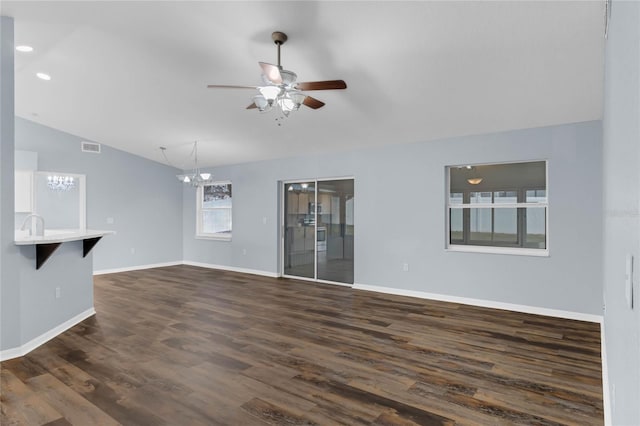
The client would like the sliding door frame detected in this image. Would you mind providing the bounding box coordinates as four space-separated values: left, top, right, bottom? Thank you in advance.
280 176 354 287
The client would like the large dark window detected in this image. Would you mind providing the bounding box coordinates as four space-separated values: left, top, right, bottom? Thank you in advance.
447 161 547 254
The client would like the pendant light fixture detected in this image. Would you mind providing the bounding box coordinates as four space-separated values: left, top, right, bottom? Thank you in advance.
47 175 75 191
161 141 214 187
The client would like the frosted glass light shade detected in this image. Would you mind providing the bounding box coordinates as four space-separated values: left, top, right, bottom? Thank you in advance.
259 85 281 101
289 91 306 109
253 95 270 111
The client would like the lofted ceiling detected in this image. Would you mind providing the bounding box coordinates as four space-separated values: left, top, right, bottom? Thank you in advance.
3 1 605 168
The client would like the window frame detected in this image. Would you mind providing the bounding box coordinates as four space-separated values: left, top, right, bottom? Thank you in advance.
445 161 549 257
196 180 232 241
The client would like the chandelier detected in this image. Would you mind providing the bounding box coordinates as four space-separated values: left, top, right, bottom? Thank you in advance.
161 141 214 187
47 175 75 191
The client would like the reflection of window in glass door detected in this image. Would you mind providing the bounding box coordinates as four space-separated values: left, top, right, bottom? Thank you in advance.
283 178 354 285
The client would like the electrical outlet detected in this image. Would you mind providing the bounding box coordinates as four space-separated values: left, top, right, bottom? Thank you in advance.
130 248 136 255
106 217 114 225
55 287 61 299
262 216 267 225
402 262 409 272
242 248 247 255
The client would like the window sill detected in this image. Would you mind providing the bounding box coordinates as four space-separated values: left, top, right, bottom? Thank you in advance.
195 234 232 242
446 245 549 257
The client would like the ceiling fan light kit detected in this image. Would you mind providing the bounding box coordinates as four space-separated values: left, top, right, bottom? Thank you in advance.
208 31 347 123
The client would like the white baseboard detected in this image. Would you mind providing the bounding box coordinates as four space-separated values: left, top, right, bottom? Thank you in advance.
352 283 604 323
0 307 95 362
94 263 602 323
182 260 279 278
93 260 278 279
93 261 183 276
600 322 612 426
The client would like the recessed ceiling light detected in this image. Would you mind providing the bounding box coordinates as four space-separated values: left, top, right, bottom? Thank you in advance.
36 72 51 81
16 45 33 52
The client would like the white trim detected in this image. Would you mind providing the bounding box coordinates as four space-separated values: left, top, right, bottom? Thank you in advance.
446 245 549 257
182 260 279 278
280 274 353 287
282 273 317 283
601 322 612 426
0 307 95 361
93 261 182 276
194 234 232 241
93 260 277 278
352 283 603 323
316 278 353 288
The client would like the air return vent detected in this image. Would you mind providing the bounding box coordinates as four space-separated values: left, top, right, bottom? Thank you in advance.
81 141 101 153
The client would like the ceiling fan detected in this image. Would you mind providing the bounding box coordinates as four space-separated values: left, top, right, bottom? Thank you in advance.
207 31 347 119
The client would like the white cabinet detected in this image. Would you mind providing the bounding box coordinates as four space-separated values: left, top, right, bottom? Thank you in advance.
15 170 33 213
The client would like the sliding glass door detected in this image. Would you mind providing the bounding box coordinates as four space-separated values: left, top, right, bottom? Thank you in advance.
283 178 354 285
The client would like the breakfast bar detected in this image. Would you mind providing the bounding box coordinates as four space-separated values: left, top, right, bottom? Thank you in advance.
15 229 114 270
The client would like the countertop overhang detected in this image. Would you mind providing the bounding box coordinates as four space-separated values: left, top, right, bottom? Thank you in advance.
15 230 115 269
15 229 115 245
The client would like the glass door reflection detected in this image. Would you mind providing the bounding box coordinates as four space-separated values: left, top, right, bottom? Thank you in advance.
284 182 316 279
316 179 354 284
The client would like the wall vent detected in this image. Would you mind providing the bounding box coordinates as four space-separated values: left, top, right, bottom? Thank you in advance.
81 141 101 153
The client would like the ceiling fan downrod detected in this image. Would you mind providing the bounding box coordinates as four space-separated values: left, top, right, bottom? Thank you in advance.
272 31 288 68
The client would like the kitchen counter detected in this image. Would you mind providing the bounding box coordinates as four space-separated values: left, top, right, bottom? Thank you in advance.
15 229 114 245
15 229 114 269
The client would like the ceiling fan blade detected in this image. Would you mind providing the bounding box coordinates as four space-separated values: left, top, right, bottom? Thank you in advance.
246 103 257 109
296 80 347 91
207 84 258 89
303 96 325 109
259 62 282 84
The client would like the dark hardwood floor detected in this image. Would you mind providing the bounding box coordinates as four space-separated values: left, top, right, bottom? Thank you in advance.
1 265 603 425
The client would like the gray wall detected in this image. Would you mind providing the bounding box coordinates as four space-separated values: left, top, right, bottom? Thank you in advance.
184 120 603 315
15 117 184 271
602 0 640 423
0 16 21 353
16 241 95 342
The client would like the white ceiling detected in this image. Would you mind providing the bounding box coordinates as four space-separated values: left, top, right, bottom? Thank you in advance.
3 1 605 168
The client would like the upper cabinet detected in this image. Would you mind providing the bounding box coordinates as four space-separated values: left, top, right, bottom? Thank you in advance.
15 170 33 213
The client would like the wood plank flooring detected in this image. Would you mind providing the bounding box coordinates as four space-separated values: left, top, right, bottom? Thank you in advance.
1 265 603 425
